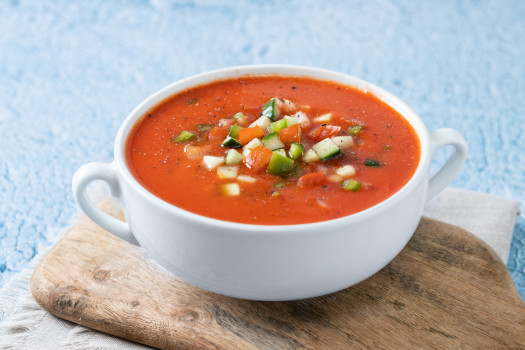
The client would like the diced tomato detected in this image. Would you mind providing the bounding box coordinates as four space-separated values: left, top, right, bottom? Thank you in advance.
239 126 264 145
297 172 326 186
184 145 212 160
208 126 230 141
219 118 236 127
243 146 273 171
278 123 301 144
308 125 341 141
337 117 363 130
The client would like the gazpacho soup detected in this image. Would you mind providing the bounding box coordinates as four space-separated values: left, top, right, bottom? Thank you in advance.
126 76 420 225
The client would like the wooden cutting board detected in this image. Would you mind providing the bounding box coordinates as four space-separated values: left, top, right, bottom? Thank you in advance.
31 199 525 349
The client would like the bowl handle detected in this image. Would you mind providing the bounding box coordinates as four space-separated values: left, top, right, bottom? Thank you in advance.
427 128 468 200
72 162 138 245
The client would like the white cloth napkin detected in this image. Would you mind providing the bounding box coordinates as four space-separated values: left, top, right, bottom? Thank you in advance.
0 188 520 350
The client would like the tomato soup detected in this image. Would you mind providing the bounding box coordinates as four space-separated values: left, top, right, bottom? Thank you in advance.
126 76 420 225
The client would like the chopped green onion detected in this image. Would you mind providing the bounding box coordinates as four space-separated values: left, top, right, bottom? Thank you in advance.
188 98 198 104
271 191 281 197
364 159 381 167
342 179 362 192
197 123 214 132
347 125 364 135
171 131 194 143
273 182 286 189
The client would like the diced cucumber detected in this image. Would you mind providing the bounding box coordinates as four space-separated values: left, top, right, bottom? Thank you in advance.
365 159 382 167
203 156 225 170
229 124 242 138
237 175 256 183
269 118 287 133
313 113 332 123
221 136 242 148
274 148 286 157
288 143 304 160
172 131 194 143
250 116 272 132
331 136 354 149
244 137 263 150
342 179 362 192
347 125 364 135
225 149 243 165
284 115 300 126
260 98 281 121
221 183 240 196
262 132 285 150
312 138 342 161
242 147 252 158
267 152 295 175
217 166 239 179
303 149 320 162
196 123 214 132
336 165 356 177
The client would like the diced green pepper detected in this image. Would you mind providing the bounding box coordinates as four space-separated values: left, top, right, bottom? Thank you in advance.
288 143 304 160
171 131 194 143
221 136 242 148
260 98 280 121
267 152 294 175
269 118 287 133
342 179 362 192
347 125 364 135
365 159 381 167
229 124 242 139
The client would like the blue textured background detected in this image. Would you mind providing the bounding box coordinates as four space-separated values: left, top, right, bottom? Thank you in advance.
1 0 524 298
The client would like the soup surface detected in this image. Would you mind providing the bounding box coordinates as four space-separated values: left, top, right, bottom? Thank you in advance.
126 76 420 225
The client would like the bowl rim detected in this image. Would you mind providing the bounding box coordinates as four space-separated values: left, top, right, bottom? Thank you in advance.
114 64 430 233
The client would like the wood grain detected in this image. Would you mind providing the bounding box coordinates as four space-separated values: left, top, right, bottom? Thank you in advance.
31 199 525 349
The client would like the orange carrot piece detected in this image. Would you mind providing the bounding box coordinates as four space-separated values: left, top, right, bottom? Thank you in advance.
239 126 264 145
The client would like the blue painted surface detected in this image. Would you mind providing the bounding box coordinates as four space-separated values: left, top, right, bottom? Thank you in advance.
0 0 524 297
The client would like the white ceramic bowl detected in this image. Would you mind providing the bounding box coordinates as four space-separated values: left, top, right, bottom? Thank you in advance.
73 65 467 301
